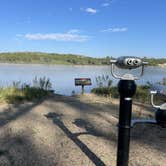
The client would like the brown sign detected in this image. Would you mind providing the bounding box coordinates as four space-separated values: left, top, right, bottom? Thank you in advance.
75 78 92 86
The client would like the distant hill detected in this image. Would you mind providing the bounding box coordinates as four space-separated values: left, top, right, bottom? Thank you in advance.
0 52 110 65
143 57 166 66
0 52 165 66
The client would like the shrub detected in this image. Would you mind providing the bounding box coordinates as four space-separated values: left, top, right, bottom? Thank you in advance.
0 77 53 103
110 86 119 98
134 85 150 103
92 75 116 97
91 87 112 97
91 86 119 98
32 76 52 90
95 75 112 87
162 77 166 86
92 75 166 104
92 74 152 102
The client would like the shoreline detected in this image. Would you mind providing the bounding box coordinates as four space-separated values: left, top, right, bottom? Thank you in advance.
158 63 166 68
0 62 165 68
0 62 110 67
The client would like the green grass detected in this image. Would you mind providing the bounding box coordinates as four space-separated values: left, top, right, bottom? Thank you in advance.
134 85 150 103
92 76 157 103
91 86 119 98
0 77 53 103
0 87 50 103
91 85 150 104
92 75 166 103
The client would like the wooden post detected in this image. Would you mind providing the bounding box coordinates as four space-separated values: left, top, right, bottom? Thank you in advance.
75 78 91 95
81 85 84 95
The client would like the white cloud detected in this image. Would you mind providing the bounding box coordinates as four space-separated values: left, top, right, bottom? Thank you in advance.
24 31 90 42
102 27 128 32
67 29 80 34
102 3 110 7
85 8 98 14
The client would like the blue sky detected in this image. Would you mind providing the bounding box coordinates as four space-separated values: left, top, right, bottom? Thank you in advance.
0 0 166 58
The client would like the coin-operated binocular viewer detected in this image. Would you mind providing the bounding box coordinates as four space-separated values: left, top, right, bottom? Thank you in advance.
110 56 148 166
150 84 166 126
150 84 166 127
131 84 166 127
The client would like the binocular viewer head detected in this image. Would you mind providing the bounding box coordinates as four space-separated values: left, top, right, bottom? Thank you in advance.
150 85 166 126
110 56 148 80
110 56 148 70
150 84 166 109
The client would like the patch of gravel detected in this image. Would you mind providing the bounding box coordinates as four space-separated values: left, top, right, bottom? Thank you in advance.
0 94 165 166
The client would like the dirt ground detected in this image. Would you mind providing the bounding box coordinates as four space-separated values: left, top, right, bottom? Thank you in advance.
0 94 165 166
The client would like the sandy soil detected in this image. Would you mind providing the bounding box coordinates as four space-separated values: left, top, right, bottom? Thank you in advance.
158 63 166 68
0 94 165 166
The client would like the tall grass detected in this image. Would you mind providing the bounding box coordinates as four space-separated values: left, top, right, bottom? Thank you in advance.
92 75 165 100
0 77 53 103
92 76 166 103
91 75 117 97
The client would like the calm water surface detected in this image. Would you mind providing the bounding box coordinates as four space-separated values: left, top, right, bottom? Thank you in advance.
0 64 165 95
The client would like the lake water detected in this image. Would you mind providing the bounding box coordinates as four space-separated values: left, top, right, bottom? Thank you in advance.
0 64 165 96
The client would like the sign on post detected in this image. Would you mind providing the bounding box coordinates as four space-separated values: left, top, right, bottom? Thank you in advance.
75 78 92 94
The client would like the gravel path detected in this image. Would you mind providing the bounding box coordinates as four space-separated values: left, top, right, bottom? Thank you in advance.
0 94 165 166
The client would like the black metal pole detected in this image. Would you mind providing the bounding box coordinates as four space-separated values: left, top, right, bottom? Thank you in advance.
117 80 137 166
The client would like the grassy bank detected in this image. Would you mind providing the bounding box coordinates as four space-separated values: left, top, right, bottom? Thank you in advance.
0 77 53 103
91 75 166 103
91 85 151 103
